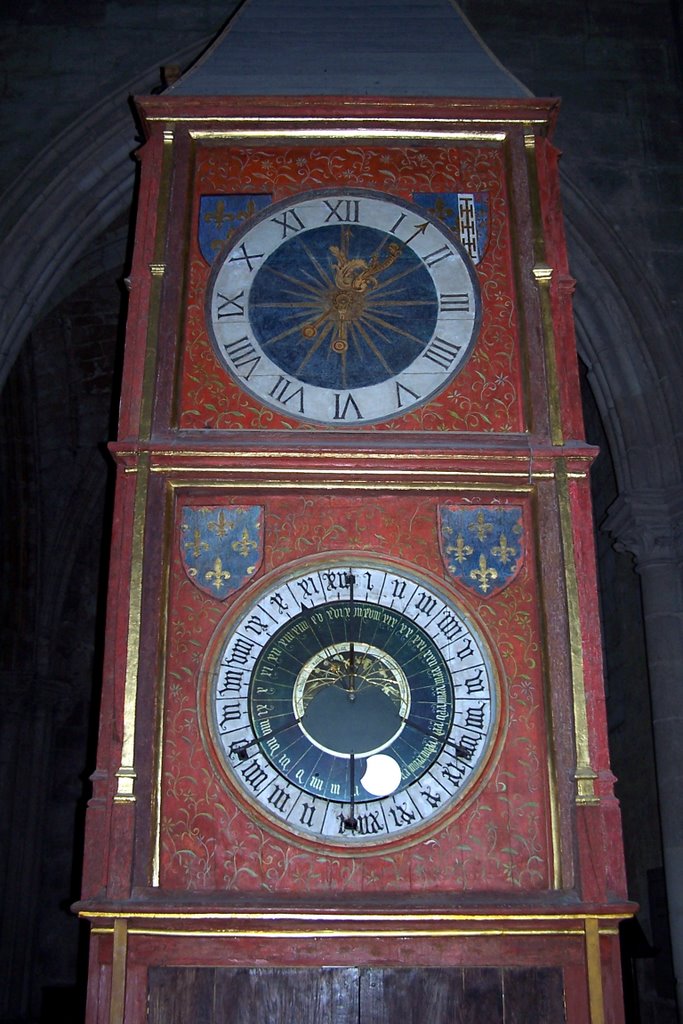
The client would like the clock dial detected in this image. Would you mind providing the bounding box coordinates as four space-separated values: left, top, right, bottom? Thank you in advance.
206 561 500 846
207 189 481 425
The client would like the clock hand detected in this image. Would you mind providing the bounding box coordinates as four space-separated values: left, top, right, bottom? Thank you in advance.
301 309 331 339
229 715 302 761
333 314 348 355
300 296 351 353
401 220 429 247
342 752 358 831
301 238 401 343
350 242 402 291
399 714 473 762
347 568 356 701
329 240 401 293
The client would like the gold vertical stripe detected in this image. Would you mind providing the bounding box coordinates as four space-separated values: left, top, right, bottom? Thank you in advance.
139 126 175 440
114 127 175 801
546 702 563 888
503 135 534 431
585 916 606 1024
150 483 174 886
170 136 197 429
148 129 177 863
109 918 128 1024
556 461 597 804
524 130 563 446
531 492 564 888
114 453 150 801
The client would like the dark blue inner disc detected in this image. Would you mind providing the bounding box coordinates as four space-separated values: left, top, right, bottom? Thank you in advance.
248 224 438 390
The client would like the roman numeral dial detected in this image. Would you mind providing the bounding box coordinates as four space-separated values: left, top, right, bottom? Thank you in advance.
207 188 481 425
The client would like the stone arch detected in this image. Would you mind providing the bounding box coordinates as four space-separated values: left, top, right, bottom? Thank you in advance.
563 175 683 496
0 37 212 393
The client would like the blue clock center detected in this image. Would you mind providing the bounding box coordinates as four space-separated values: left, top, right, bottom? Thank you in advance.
248 224 438 390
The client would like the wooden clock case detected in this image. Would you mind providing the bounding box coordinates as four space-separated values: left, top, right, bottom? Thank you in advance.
75 96 632 1024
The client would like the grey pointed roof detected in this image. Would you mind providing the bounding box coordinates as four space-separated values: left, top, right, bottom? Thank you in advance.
169 0 530 98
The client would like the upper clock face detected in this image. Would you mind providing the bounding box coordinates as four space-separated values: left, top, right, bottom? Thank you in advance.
205 560 500 847
206 189 481 425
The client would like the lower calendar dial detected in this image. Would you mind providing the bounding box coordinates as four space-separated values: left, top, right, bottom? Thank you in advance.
207 560 501 846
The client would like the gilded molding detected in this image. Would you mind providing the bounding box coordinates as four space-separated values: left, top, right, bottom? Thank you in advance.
142 109 551 130
150 484 175 886
163 112 548 123
546 737 563 887
556 462 598 805
114 452 150 802
137 124 175 439
81 908 628 924
113 766 136 803
585 916 606 1024
164 475 535 494
524 132 563 445
94 925 594 940
112 447 596 467
83 906 631 943
189 128 508 142
142 99 553 128
139 269 162 437
109 919 128 1024
504 136 534 434
532 263 554 284
152 451 533 463
530 490 564 889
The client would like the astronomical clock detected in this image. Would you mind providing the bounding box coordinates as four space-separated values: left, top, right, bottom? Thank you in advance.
76 93 632 1023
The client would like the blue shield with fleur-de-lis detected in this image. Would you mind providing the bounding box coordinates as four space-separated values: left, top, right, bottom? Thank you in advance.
412 192 490 265
198 194 272 264
438 505 524 597
180 505 264 600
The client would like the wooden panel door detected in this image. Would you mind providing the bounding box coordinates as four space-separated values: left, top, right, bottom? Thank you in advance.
359 967 565 1023
147 965 566 1023
148 967 358 1024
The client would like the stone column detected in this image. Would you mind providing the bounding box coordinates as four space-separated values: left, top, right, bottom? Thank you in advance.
604 490 683 1018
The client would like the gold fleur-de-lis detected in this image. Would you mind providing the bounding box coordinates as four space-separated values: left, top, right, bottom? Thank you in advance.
185 528 208 560
239 198 259 223
204 199 231 229
205 558 231 591
208 199 260 249
468 510 494 542
446 533 474 564
232 528 258 558
469 554 498 594
431 195 455 223
491 533 516 566
208 510 234 539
